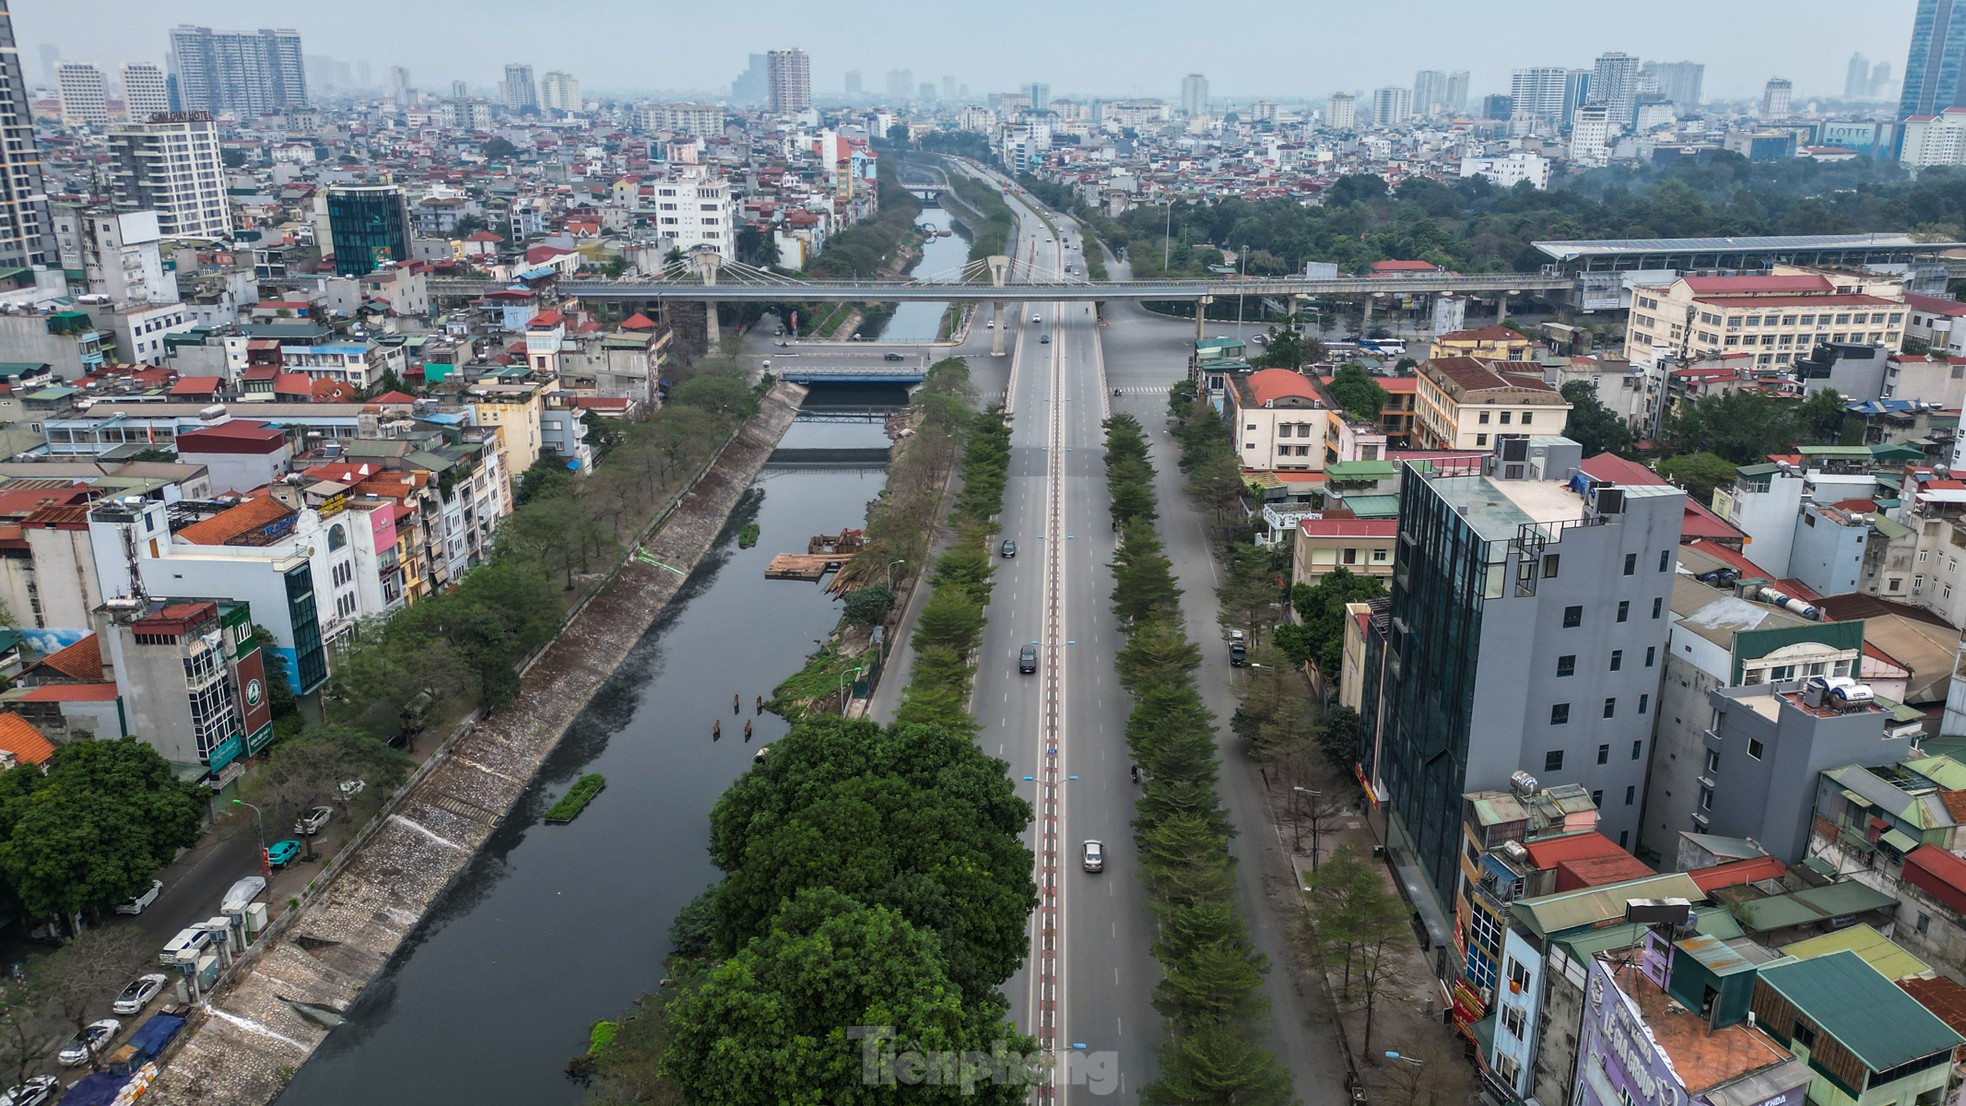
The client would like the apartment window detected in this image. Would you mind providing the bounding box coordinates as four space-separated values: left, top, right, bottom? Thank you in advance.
1592 789 1604 807
1501 1004 1526 1039
1645 646 1656 667
1652 597 1663 619
1596 743 1609 765
1550 705 1570 727
1920 550 1931 563
1499 412 1512 425
1748 739 1764 760
1699 788 1713 811
1705 749 1720 774
1616 601 1630 623
1625 785 1636 806
1545 748 1565 770
1556 655 1576 677
1603 698 1617 719
1521 412 1533 426
1543 554 1561 578
1918 913 1932 935
1659 550 1671 572
1563 605 1582 627
1479 411 1490 424
1638 694 1649 715
1632 739 1643 760
1610 650 1623 671
1476 433 1488 446
1624 553 1637 576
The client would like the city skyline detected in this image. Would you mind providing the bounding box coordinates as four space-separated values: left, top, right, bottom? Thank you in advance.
18 0 1915 104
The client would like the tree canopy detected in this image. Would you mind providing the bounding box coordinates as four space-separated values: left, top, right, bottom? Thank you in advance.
1560 380 1634 458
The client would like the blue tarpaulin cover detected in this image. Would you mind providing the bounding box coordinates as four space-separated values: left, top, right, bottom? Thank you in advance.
57 1072 129 1106
128 1012 186 1058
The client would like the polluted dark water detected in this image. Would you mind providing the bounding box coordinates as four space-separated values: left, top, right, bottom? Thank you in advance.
274 416 892 1106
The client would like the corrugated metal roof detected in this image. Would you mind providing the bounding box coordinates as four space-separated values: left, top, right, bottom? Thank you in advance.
1511 873 1703 936
1781 924 1931 980
1757 950 1963 1071
1339 494 1400 518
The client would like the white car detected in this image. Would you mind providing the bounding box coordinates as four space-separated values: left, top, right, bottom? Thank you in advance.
294 806 333 836
113 879 164 915
1032 314 1041 323
112 973 167 1016
158 925 213 967
339 779 366 801
0 1075 58 1106
57 1019 119 1067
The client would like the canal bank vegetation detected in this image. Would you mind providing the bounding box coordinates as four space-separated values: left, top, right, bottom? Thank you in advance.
579 717 1037 1106
948 175 1015 266
1103 413 1296 1106
544 773 607 824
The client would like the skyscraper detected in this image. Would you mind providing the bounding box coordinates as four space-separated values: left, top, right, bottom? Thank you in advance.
1564 69 1595 126
389 66 412 102
540 71 581 115
1481 94 1514 120
1762 77 1793 118
0 10 48 267
108 113 230 240
1180 73 1208 117
451 80 468 100
766 49 810 114
731 54 767 105
1446 71 1470 115
1847 52 1873 99
843 71 861 100
56 62 108 128
1591 50 1640 125
1413 69 1447 116
121 64 169 121
1325 91 1356 130
1370 86 1412 126
1903 0 1966 117
1873 61 1895 98
1644 61 1704 109
37 44 58 90
1510 67 1570 126
942 75 957 103
886 69 912 103
502 64 538 113
1027 82 1050 113
325 184 411 277
167 26 308 114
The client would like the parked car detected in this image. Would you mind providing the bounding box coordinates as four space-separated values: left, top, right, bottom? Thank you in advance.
221 875 266 913
1082 840 1104 872
1019 644 1038 674
339 779 366 801
266 839 302 869
294 806 333 836
0 1075 58 1106
113 879 164 915
883 351 904 361
1000 539 1016 558
111 973 167 1016
159 926 213 967
57 1019 120 1067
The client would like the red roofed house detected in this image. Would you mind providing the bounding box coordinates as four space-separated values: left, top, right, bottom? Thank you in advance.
0 712 53 767
1430 325 1536 361
1579 453 1746 547
176 420 292 494
1292 517 1397 590
1522 831 1657 892
1415 356 1571 449
1627 272 1908 372
168 376 225 402
1225 368 1333 471
1897 845 1966 977
1902 293 1966 357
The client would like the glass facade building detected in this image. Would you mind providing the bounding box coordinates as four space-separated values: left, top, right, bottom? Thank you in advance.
1903 0 1966 118
325 185 410 277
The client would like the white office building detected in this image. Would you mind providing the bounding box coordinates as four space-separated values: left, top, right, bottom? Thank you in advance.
1569 105 1613 167
539 71 581 116
647 169 732 259
1325 92 1357 130
1459 152 1552 190
107 113 231 241
57 62 108 128
1371 86 1412 127
121 64 169 120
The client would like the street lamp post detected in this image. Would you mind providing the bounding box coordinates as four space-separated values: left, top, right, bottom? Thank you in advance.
1383 1051 1424 1066
1237 244 1247 336
232 799 269 878
1162 200 1173 273
885 558 906 591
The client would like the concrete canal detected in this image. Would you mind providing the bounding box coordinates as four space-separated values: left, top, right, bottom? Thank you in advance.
273 409 898 1106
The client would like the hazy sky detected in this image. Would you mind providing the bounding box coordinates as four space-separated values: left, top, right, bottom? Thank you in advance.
17 0 1917 104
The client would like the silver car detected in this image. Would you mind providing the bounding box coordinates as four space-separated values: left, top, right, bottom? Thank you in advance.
294 806 333 836
57 1019 119 1067
112 973 167 1015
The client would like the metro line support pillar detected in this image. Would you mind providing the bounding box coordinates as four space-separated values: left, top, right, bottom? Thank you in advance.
694 250 723 344
989 254 1010 357
1194 295 1212 344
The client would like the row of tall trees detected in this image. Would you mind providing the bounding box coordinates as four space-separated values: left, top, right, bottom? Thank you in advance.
1104 414 1294 1106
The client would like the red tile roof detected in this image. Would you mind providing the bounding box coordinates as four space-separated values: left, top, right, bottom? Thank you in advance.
1903 293 1966 318
168 376 224 398
1438 325 1528 343
1554 854 1658 892
176 497 294 546
1523 831 1629 869
34 635 102 681
620 312 658 331
12 683 118 702
1906 845 1966 915
272 373 313 395
1692 294 1899 309
1246 368 1321 406
1579 454 1743 542
0 713 52 764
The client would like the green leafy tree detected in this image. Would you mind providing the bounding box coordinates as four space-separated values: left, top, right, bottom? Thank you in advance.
1318 705 1362 768
842 584 895 628
1145 1023 1295 1106
483 136 518 159
242 725 410 859
1665 389 1798 463
1277 568 1385 675
912 590 984 655
1560 380 1634 457
1797 387 1848 443
670 372 759 420
1657 451 1741 508
514 458 574 508
1255 326 1309 369
1326 364 1390 424
662 889 1032 1106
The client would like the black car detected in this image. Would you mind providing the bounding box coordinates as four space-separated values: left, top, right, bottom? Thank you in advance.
1001 539 1016 558
883 351 905 361
1019 644 1038 674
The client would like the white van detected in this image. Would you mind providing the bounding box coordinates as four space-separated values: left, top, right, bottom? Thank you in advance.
158 926 213 967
